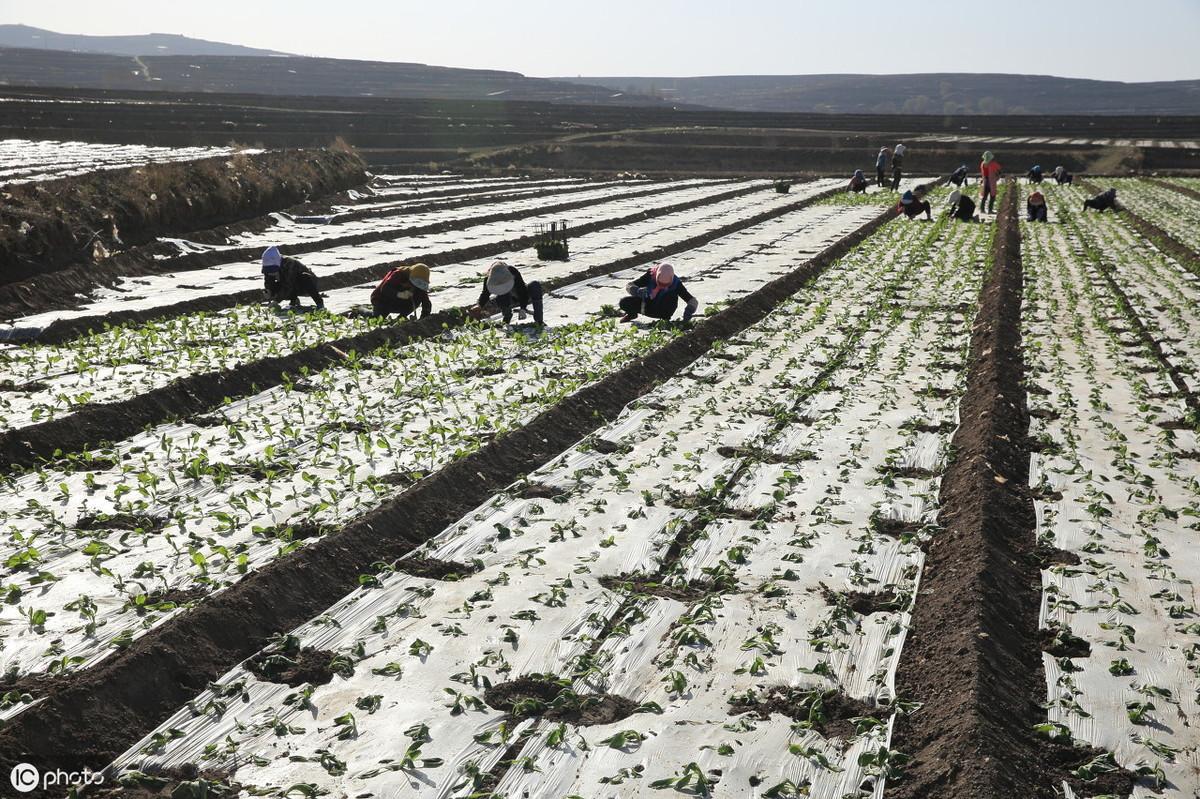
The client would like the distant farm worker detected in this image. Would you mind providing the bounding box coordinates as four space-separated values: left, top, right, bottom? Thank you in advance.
946 189 977 222
469 260 544 325
890 142 907 191
1027 164 1044 184
262 246 323 310
1053 165 1074 185
1083 188 1119 213
875 147 890 187
618 262 698 324
897 189 932 221
1027 191 1048 223
979 151 1003 214
949 165 970 187
371 263 432 318
849 169 870 193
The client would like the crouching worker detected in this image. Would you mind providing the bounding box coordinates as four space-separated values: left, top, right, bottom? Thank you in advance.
949 165 969 187
371 263 432 318
946 189 976 222
470 261 544 325
849 169 870 194
262 246 323 310
897 189 932 221
1083 188 1118 213
1027 191 1048 222
618 262 698 323
1053 165 1073 185
1027 164 1044 184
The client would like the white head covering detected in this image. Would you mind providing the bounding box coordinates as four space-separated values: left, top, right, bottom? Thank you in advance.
486 261 515 297
948 190 962 206
261 245 282 273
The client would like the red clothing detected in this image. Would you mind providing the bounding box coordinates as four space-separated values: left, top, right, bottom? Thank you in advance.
980 160 1003 191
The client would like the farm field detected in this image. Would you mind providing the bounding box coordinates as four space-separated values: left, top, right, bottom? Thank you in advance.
1 136 1198 799
0 137 260 184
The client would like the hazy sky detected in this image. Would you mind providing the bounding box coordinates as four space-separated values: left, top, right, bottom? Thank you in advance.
2 0 1197 82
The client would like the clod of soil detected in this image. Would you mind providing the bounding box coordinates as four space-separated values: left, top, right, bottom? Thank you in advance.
57 456 118 472
1035 548 1082 568
483 675 638 726
1043 740 1139 798
247 637 347 687
728 686 876 740
257 520 327 541
919 387 957 399
95 765 238 799
1156 418 1193 431
394 556 478 581
589 437 632 455
517 482 568 500
1028 407 1061 421
902 420 957 435
0 380 48 392
599 573 722 602
77 513 166 533
869 514 928 539
881 465 942 480
716 445 814 464
820 584 903 615
1040 625 1092 659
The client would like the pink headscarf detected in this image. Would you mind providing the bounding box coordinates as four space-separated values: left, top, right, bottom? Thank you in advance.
650 263 675 299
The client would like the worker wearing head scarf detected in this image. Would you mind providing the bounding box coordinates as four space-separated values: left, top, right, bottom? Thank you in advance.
875 147 890 187
946 189 977 222
618 262 699 323
471 260 544 325
371 263 432 318
849 169 869 193
261 246 323 310
1026 191 1048 222
980 151 1003 214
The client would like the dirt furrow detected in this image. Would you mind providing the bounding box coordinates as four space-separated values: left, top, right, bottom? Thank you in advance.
886 185 1048 798
0 181 848 470
1149 176 1200 204
0 198 899 784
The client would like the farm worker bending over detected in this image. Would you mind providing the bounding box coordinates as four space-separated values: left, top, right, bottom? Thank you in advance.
371 263 432 318
1027 191 1048 223
949 165 969 187
897 190 932 221
946 190 976 222
1053 165 1074 185
890 142 906 191
618 262 698 324
979 151 1003 214
262 246 323 310
1027 164 1044 184
875 147 890 187
1083 188 1119 213
470 261 544 325
849 169 870 194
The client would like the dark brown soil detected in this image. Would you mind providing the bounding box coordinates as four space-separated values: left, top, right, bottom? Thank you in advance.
517 482 567 500
393 556 478 581
0 192 895 789
246 645 340 687
143 587 209 607
483 676 638 726
0 380 48 392
1040 625 1092 658
1036 547 1081 567
728 686 876 740
821 584 903 616
1151 178 1200 204
901 420 957 435
599 573 721 602
716 445 814 463
887 185 1054 799
869 514 928 540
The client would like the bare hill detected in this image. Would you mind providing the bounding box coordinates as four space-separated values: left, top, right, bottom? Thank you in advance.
560 73 1200 115
0 24 289 57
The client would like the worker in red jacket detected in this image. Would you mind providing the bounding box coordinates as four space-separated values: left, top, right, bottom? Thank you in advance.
980 151 1002 214
371 263 432 318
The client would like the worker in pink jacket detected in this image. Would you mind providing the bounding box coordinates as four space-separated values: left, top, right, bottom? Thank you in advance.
979 151 1002 214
